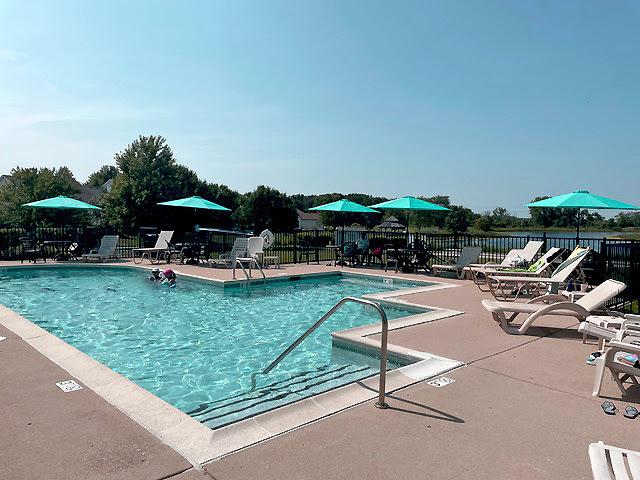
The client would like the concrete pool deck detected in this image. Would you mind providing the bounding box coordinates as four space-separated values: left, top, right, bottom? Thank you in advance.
1 260 639 479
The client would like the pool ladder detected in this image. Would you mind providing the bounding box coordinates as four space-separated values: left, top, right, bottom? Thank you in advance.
232 257 266 284
262 296 390 409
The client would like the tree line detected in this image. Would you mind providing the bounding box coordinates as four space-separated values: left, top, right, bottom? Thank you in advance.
0 135 638 233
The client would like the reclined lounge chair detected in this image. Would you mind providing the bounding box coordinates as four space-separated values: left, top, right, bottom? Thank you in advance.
486 246 590 300
81 235 119 262
466 240 544 270
132 230 174 264
482 279 626 335
432 246 482 279
466 247 562 291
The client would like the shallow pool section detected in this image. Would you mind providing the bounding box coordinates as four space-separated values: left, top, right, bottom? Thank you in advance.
0 267 431 428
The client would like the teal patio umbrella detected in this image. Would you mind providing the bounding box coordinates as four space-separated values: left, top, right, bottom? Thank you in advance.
157 195 231 211
369 196 449 233
22 195 101 210
158 195 231 234
22 195 102 259
309 199 379 244
525 190 639 240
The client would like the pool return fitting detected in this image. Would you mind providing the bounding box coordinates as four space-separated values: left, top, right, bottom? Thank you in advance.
262 296 390 409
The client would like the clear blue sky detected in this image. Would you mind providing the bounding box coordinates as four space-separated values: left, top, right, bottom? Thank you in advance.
1 0 638 215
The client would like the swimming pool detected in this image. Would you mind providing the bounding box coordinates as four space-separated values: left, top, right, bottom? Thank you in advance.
0 267 432 428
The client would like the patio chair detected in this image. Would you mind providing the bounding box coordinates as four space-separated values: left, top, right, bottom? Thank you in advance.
383 244 400 273
589 441 640 479
579 313 640 350
486 246 590 301
81 235 119 262
466 247 562 292
19 237 46 263
481 279 627 335
208 237 248 268
432 246 482 279
132 230 174 264
233 236 265 279
336 242 358 267
592 333 640 398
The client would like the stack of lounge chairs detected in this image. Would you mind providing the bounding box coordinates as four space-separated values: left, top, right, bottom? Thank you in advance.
484 246 591 300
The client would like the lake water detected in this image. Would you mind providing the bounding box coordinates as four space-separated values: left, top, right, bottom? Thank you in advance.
500 231 634 240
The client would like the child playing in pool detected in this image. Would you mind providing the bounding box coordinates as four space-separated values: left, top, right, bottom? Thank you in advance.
162 269 177 288
148 268 162 281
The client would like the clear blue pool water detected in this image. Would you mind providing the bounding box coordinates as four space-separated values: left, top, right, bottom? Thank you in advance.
0 267 430 428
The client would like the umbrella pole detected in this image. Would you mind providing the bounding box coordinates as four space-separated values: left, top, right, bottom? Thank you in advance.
576 207 580 245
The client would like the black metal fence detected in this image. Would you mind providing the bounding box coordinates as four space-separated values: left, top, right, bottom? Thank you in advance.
0 226 637 311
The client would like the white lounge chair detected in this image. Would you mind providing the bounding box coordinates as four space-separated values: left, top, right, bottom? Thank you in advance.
432 246 482 279
486 246 590 300
579 313 640 350
593 332 640 398
209 237 248 268
589 441 640 479
482 279 627 335
132 230 174 264
466 247 561 291
233 236 265 279
81 235 119 262
467 240 544 270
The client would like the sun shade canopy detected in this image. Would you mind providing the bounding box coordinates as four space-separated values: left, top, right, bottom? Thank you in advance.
157 196 231 211
308 199 379 213
525 191 639 210
369 196 449 211
21 195 101 210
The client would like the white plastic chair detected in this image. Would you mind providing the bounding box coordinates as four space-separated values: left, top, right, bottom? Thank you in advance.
81 235 119 262
589 441 640 479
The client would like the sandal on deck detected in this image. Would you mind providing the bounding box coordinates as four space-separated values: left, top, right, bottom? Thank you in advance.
624 406 639 419
601 402 617 415
586 351 603 366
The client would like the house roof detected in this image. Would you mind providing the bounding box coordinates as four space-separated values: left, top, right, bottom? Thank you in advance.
0 175 12 187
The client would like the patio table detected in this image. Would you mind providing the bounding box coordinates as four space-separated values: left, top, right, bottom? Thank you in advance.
43 240 74 261
395 248 445 273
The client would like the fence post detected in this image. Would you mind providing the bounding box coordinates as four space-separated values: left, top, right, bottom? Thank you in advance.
314 229 319 264
542 232 547 253
293 231 298 264
601 237 608 278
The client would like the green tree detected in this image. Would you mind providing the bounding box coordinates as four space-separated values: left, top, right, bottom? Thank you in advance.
528 196 556 228
235 185 298 233
412 195 450 230
195 182 241 228
444 205 474 234
86 165 119 187
474 214 494 232
101 135 203 229
0 166 80 227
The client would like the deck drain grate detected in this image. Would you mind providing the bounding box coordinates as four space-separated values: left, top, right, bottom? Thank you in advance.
56 380 83 392
426 377 455 388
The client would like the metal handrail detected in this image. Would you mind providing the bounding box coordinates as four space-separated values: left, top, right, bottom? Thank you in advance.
233 256 266 283
262 296 389 409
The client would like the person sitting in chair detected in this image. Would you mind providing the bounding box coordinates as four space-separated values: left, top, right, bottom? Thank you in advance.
356 233 370 265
